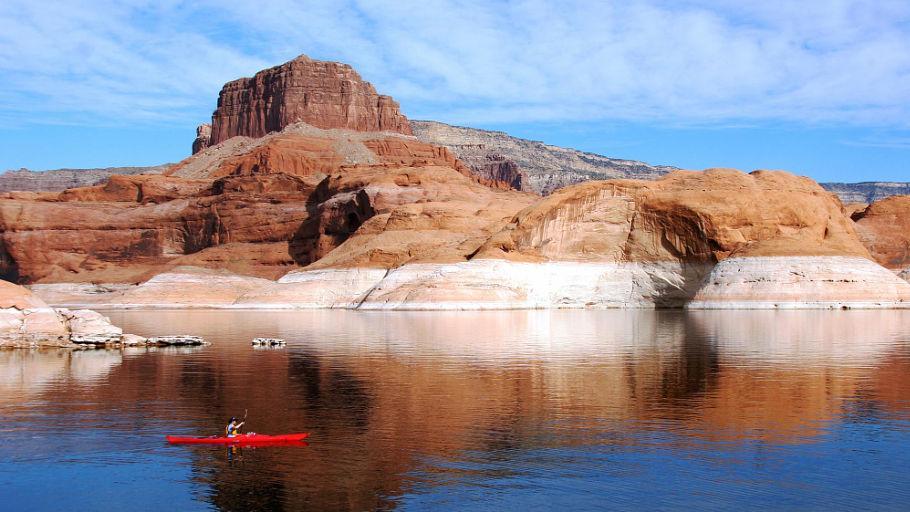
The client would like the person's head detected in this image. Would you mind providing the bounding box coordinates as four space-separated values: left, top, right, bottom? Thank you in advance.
229 417 236 423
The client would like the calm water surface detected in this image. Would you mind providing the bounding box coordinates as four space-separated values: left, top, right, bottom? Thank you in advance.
2 310 909 511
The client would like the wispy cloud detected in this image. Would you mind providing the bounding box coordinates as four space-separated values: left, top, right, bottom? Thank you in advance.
841 136 910 150
1 0 909 129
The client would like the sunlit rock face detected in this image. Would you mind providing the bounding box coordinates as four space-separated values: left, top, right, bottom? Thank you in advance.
476 168 870 264
0 279 69 345
203 54 413 150
230 261 707 310
356 261 709 310
235 268 389 309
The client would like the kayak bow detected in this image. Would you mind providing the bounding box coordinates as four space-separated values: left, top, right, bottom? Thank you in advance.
166 432 309 445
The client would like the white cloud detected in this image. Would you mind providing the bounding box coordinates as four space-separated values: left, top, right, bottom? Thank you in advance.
0 0 908 128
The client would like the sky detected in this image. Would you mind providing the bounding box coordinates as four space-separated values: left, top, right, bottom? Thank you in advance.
0 0 908 183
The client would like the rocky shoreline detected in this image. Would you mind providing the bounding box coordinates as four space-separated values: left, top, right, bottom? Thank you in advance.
0 280 206 349
26 257 910 311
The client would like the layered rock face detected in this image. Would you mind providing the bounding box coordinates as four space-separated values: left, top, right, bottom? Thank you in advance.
852 195 910 271
411 120 676 194
29 169 910 310
200 55 412 152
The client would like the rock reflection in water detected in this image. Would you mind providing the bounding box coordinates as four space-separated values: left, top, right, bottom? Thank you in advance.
2 309 909 511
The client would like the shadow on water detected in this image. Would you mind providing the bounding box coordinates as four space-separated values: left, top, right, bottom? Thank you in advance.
287 349 374 431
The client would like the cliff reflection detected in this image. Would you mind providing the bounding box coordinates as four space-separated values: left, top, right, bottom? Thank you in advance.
5 309 910 510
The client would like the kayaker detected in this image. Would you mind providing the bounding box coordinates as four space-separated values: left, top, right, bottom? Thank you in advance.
225 416 245 437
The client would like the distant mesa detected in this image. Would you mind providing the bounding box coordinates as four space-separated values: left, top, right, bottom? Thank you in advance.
0 165 171 193
821 182 910 204
410 120 676 195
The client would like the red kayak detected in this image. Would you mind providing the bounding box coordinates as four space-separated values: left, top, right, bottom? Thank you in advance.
166 433 309 445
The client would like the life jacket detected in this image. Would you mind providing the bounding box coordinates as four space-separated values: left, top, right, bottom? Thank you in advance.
226 422 239 436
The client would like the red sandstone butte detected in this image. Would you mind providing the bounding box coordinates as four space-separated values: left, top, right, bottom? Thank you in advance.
198 54 412 152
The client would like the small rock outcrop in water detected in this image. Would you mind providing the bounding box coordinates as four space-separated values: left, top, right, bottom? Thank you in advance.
146 335 207 346
196 54 413 152
252 337 285 347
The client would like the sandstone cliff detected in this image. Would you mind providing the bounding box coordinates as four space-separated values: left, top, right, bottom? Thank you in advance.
199 55 412 152
476 168 868 263
232 169 909 310
0 122 529 285
27 167 910 310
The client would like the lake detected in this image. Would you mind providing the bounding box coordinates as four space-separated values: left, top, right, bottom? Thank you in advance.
2 309 909 511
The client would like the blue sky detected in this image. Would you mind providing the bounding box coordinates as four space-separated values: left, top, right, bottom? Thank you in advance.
0 0 908 182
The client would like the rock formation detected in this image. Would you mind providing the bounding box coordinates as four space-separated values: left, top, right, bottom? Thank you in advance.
5 55 909 311
411 120 676 194
197 54 412 152
0 121 529 285
247 169 907 310
411 121 910 203
0 164 171 193
852 195 910 271
687 256 910 309
476 168 869 263
192 123 212 154
0 279 129 347
34 168 909 310
821 182 910 204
